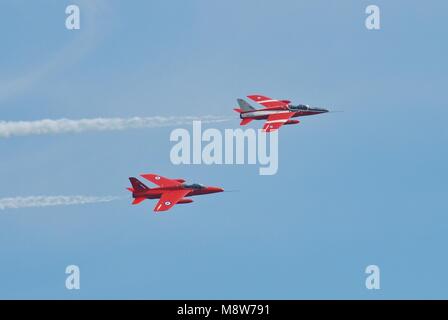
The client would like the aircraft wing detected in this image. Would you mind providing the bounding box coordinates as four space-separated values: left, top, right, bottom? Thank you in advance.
141 174 182 187
154 189 191 212
247 95 290 109
262 112 294 132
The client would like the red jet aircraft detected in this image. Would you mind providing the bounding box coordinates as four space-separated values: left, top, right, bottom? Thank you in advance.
127 174 224 212
234 94 329 132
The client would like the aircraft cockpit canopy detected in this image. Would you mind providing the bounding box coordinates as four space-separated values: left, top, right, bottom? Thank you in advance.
183 183 205 189
289 104 309 110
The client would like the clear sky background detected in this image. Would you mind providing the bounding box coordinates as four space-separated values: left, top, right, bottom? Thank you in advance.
0 0 447 299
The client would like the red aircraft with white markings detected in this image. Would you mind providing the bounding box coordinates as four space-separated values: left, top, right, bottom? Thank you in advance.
127 174 224 212
234 94 329 132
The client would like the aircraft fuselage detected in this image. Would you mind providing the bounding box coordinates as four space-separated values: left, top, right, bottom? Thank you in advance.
133 185 223 200
240 107 328 121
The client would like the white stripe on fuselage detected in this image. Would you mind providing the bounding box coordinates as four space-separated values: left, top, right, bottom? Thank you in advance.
266 119 289 123
241 110 291 118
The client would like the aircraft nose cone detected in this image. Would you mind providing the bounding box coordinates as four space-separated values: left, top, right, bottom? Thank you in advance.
310 107 328 113
210 187 224 193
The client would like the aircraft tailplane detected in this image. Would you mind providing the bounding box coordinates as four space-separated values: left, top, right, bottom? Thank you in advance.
240 118 253 126
132 197 146 205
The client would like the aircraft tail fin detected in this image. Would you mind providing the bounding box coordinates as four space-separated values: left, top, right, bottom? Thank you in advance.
237 98 255 111
129 177 150 192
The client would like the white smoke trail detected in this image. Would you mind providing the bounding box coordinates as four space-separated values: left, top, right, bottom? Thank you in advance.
0 195 119 210
0 116 231 138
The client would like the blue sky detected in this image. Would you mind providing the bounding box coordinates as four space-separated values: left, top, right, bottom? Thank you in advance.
0 0 447 299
